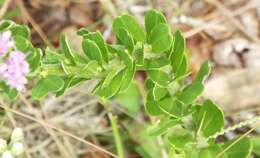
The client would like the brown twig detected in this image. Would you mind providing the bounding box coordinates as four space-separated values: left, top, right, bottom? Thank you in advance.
205 0 260 45
184 1 256 38
19 95 73 158
14 0 53 47
0 0 12 19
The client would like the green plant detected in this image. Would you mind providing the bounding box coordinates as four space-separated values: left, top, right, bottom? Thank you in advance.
0 10 259 158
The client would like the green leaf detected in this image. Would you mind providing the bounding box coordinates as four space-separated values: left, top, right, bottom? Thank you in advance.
66 60 100 79
145 78 155 90
26 48 42 72
7 88 18 100
135 147 153 158
175 51 188 79
170 30 185 74
252 137 260 156
69 77 85 88
222 137 253 158
195 100 224 137
32 75 64 99
148 23 173 53
96 69 124 98
168 128 195 149
135 44 144 66
152 84 168 101
143 57 170 69
159 97 185 118
148 69 170 87
43 47 63 64
114 82 141 114
115 48 133 68
0 82 18 100
101 69 122 89
113 14 145 42
86 31 109 62
128 123 161 158
145 89 164 116
199 145 227 158
145 9 166 35
56 76 75 97
120 62 136 92
13 35 31 52
0 20 14 32
73 53 89 64
147 117 179 136
11 25 30 38
82 38 103 64
115 28 134 53
178 82 204 105
60 34 76 65
77 28 89 36
194 61 211 83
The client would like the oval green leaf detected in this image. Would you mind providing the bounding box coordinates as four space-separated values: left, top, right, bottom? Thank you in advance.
148 23 173 53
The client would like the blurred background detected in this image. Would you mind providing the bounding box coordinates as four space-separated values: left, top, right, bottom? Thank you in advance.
0 0 260 157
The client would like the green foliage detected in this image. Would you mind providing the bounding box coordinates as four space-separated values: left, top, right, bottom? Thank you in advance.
222 137 253 158
11 25 30 38
252 137 260 156
168 128 195 149
113 14 146 42
0 20 14 32
114 82 141 114
148 23 173 53
198 145 227 158
85 31 109 62
26 48 42 72
0 82 18 100
60 34 76 65
194 100 224 137
31 75 64 99
148 69 170 87
147 117 179 136
82 38 103 64
194 61 211 83
145 9 166 36
13 35 31 52
1 10 257 158
178 82 204 105
170 30 186 76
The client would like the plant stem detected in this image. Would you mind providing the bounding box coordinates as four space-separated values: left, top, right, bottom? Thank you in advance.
108 112 125 158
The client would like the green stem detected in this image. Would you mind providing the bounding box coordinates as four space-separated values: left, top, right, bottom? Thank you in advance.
108 112 125 158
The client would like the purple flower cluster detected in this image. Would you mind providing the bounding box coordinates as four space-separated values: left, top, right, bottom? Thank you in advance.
0 31 29 91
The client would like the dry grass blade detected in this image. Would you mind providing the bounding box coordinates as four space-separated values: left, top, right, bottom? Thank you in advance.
14 0 53 47
0 101 33 158
215 126 257 158
0 0 12 18
0 104 118 158
20 95 73 158
205 0 260 45
184 2 256 38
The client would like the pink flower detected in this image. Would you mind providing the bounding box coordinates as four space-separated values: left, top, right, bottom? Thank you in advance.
0 51 29 91
0 31 14 56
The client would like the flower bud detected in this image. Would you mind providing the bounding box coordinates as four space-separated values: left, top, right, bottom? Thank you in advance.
11 142 24 156
1 151 13 158
11 128 23 143
0 139 7 154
